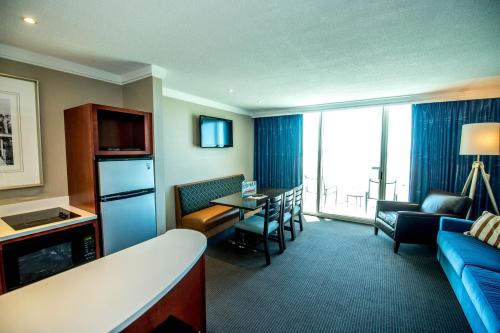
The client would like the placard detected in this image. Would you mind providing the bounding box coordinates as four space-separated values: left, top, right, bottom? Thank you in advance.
242 181 257 197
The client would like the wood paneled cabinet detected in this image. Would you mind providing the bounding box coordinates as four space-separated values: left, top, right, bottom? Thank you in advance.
64 104 153 214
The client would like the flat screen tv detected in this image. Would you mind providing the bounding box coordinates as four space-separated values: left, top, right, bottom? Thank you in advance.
199 115 233 148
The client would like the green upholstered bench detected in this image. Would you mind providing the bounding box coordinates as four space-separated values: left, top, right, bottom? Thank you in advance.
174 174 244 237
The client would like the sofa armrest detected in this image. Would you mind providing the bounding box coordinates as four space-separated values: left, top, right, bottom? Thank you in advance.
376 200 420 213
439 217 474 233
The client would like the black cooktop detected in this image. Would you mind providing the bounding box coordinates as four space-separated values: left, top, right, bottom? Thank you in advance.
1 207 80 231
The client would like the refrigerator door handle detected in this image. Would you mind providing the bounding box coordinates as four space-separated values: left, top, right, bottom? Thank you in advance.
100 188 155 202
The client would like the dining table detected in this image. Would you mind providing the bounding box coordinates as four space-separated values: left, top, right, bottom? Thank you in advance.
210 188 290 220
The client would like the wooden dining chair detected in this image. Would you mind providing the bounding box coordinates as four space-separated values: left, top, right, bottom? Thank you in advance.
293 184 304 231
234 194 284 265
281 189 296 243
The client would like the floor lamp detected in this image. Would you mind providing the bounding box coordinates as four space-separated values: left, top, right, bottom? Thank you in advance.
460 122 500 218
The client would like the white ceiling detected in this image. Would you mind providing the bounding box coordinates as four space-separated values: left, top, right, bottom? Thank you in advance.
1 0 499 111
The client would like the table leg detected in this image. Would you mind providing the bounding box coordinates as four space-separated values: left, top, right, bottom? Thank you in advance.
239 209 244 221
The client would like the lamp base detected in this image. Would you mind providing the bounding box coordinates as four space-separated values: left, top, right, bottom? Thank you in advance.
461 157 499 219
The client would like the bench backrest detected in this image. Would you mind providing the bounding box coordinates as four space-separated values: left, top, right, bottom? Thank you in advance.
174 174 245 226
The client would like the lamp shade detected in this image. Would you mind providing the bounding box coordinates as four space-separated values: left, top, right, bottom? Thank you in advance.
460 122 500 155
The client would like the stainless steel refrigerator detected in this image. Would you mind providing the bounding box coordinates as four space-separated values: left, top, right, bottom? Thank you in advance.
97 158 157 255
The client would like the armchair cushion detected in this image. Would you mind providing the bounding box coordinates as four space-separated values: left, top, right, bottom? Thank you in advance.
421 191 471 216
437 231 500 277
377 211 398 228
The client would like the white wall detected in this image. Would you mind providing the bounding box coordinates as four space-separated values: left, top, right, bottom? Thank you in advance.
162 97 254 230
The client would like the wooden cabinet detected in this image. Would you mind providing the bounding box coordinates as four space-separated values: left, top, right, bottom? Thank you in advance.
93 105 153 155
122 256 206 333
64 104 153 214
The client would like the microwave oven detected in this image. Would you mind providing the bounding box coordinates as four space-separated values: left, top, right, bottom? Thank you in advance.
2 223 97 291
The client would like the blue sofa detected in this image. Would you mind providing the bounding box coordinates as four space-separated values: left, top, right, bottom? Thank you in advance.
437 217 500 333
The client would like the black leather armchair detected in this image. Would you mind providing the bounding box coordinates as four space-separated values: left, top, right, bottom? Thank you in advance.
374 191 472 253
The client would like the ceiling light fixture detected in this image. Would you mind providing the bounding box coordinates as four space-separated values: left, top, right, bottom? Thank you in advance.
228 89 234 93
22 16 37 24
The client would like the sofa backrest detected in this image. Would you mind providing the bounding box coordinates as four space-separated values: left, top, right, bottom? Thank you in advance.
421 190 472 217
176 174 245 216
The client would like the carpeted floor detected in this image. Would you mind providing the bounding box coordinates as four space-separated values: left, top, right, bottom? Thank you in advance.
204 217 471 333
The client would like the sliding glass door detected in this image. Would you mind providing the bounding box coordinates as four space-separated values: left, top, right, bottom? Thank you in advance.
303 104 412 222
320 107 382 219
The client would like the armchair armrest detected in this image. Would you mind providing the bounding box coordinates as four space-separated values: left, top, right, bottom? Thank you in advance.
439 217 473 233
376 200 420 213
394 212 456 242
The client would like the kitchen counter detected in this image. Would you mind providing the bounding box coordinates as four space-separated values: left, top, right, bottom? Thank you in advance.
0 202 97 242
0 228 207 333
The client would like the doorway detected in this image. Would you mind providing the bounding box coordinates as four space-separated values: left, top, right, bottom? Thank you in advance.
302 105 412 223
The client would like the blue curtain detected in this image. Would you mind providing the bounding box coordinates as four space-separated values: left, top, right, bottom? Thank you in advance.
254 114 303 189
409 98 500 218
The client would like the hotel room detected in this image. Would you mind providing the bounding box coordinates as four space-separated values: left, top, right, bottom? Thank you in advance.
0 1 499 332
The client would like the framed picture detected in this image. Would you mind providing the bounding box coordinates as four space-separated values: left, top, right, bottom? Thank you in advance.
0 73 43 190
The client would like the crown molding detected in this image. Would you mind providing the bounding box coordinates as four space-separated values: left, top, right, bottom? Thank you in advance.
250 85 500 118
0 43 159 85
0 43 250 115
0 43 123 83
162 88 250 115
121 66 154 84
5 43 496 118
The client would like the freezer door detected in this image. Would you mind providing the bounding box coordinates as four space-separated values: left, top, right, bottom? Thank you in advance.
98 158 154 196
100 192 157 255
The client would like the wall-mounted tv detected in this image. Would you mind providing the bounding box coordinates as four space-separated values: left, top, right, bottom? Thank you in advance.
199 115 233 148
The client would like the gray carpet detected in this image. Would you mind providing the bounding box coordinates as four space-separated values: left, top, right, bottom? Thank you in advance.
205 217 471 333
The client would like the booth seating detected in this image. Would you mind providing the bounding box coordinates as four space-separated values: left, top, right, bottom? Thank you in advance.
175 174 244 237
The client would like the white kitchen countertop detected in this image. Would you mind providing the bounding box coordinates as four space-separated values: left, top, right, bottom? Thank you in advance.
0 203 97 242
0 228 207 333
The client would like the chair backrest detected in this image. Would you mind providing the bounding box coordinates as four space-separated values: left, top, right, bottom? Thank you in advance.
176 174 244 215
294 184 303 212
265 194 283 226
282 189 294 215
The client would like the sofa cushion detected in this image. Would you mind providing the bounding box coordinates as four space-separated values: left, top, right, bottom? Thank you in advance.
462 266 500 333
437 231 500 277
235 215 279 235
178 175 244 215
421 191 470 216
468 211 500 249
182 205 239 232
377 211 398 228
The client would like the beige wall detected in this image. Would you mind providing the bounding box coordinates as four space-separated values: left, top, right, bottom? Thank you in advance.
0 58 123 205
122 77 168 234
122 77 154 112
162 97 254 230
0 59 255 233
